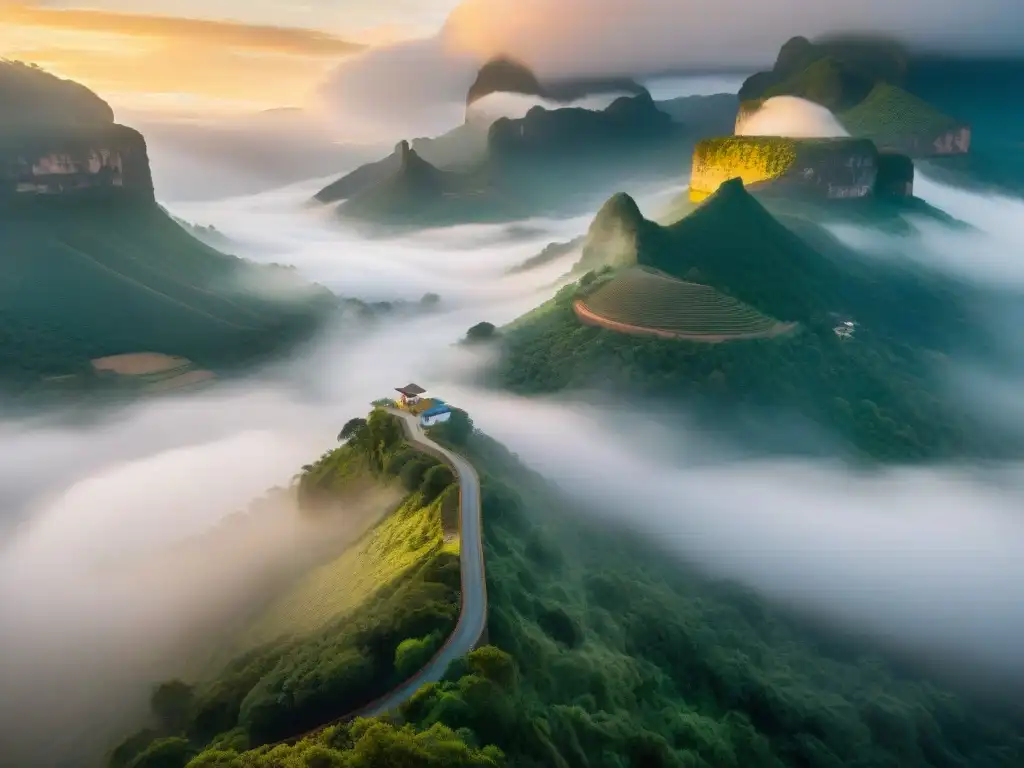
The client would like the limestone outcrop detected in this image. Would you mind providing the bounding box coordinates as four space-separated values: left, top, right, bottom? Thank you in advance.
1 61 154 201
689 136 913 201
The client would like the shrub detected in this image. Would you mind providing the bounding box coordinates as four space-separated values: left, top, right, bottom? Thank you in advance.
394 631 444 679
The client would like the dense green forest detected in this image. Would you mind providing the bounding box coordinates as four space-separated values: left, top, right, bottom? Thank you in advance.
166 417 1024 767
109 409 461 767
492 275 1010 461
0 198 337 390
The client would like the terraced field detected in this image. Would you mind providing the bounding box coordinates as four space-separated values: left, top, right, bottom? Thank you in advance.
575 267 795 341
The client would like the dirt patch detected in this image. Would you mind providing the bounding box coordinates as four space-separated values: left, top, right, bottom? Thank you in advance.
574 300 798 343
91 352 191 376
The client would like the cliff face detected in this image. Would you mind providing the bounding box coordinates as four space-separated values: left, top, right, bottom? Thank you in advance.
1 125 154 200
0 62 154 202
689 136 894 202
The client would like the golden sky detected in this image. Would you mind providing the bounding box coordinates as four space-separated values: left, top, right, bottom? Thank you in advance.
0 1 457 115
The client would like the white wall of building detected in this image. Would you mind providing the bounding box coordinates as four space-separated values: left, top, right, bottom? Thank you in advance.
421 411 452 428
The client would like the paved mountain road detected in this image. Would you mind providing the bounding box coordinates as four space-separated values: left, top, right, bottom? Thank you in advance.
351 408 488 717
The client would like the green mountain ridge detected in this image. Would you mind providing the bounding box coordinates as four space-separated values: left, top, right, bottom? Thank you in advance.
314 93 700 228
0 198 337 388
0 63 340 395
110 416 1024 767
491 180 1008 461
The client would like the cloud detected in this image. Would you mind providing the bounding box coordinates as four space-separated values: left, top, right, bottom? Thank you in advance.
3 2 365 56
736 95 850 137
440 0 1024 74
450 389 1024 687
3 170 1023 764
319 0 1024 136
2 1 365 113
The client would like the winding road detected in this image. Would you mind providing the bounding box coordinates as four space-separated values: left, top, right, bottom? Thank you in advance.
351 408 487 717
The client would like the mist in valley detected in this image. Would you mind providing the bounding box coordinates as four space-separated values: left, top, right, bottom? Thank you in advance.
4 84 1024 763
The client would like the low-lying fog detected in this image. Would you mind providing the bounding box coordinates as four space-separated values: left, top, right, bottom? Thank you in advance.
3 144 1024 764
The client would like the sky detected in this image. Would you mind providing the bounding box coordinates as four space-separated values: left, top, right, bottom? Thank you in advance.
5 0 1024 121
0 0 460 114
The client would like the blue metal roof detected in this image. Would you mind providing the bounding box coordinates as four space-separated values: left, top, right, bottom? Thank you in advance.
421 405 451 418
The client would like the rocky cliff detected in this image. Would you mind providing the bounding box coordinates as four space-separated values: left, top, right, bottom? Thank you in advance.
689 136 910 201
0 61 154 201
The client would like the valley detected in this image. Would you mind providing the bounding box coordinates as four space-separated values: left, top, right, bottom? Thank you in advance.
2 16 1024 768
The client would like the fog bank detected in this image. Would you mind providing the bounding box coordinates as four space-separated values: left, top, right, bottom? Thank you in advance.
451 388 1024 685
737 95 850 137
320 0 1024 137
3 162 1024 763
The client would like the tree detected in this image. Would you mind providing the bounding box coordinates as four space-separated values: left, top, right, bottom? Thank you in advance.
466 646 518 688
394 631 443 679
421 464 455 502
124 737 194 768
421 292 441 307
464 322 497 343
401 456 436 492
430 408 474 447
338 417 368 443
151 680 195 734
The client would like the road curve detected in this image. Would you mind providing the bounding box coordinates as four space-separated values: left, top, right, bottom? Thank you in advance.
350 407 487 717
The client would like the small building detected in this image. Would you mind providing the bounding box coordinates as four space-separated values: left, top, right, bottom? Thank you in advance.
395 382 426 406
420 404 452 428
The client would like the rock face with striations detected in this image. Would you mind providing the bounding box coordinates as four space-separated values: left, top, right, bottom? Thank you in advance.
689 136 914 202
1 61 154 201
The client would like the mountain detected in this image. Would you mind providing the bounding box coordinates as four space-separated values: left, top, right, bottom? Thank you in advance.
489 91 676 162
739 35 908 111
314 144 402 204
494 181 1004 461
1 61 154 201
737 36 969 160
466 55 647 107
317 94 691 228
334 140 507 228
106 409 1024 767
0 62 336 395
655 92 739 135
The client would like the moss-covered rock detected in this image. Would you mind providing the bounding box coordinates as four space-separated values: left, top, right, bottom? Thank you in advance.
690 136 881 201
839 83 970 157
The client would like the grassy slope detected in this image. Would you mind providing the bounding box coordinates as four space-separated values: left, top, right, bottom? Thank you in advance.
0 199 334 383
840 83 961 141
239 490 456 650
108 410 462 762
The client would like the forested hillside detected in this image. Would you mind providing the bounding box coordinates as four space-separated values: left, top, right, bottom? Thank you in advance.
108 409 462 766
174 421 1024 767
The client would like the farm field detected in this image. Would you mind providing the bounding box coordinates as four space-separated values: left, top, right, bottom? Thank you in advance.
90 352 216 393
576 267 795 341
